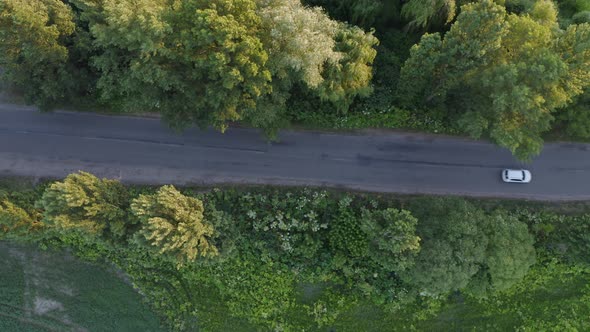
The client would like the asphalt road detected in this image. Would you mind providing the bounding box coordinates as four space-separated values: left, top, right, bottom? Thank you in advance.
0 104 588 200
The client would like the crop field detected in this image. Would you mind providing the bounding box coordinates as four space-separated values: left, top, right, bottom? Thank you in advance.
0 242 165 332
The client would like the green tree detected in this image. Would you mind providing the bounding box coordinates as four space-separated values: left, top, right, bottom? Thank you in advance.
403 198 488 296
404 198 536 297
402 0 459 30
0 0 76 109
131 185 218 264
399 0 590 160
253 0 378 132
76 0 272 132
316 24 379 112
36 171 129 238
467 210 536 296
360 207 421 272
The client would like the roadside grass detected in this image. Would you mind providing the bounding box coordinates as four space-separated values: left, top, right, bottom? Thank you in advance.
0 242 166 332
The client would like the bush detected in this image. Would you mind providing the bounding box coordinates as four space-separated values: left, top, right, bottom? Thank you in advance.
210 253 296 330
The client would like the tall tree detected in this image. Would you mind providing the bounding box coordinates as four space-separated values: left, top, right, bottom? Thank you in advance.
253 0 378 132
36 171 129 238
316 24 379 112
0 0 76 109
131 185 218 264
74 0 272 132
403 198 488 296
399 0 590 160
467 210 536 296
403 198 535 297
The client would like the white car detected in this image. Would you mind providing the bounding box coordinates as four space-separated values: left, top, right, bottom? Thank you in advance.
502 169 532 183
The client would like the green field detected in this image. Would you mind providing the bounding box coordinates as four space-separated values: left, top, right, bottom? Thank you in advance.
0 242 165 332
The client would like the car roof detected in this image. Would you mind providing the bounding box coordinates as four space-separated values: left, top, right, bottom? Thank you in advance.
507 170 523 177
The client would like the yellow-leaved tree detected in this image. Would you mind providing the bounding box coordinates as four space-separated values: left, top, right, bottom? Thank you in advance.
131 185 218 265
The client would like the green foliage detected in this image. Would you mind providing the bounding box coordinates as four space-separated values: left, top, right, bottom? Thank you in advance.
258 0 342 89
317 24 379 112
0 0 77 109
329 197 369 258
555 91 590 139
302 0 398 29
80 0 272 132
405 198 536 297
36 171 130 238
402 0 458 31
2 174 588 330
404 198 489 296
131 185 218 264
473 259 590 330
530 211 590 264
360 207 421 273
304 287 357 328
557 0 590 26
399 0 590 160
209 254 296 330
468 210 536 296
239 189 329 263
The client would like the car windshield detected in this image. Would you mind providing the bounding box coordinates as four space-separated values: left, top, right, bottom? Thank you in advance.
521 171 526 180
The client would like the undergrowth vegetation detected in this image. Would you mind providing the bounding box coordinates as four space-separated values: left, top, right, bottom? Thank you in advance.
1 173 589 330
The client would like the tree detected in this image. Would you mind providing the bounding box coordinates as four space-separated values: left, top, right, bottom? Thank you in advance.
316 24 379 112
402 0 459 31
131 185 218 264
36 171 129 238
0 200 43 241
403 198 488 296
73 0 273 132
258 0 342 89
252 0 378 132
0 0 77 109
328 197 369 258
399 0 590 160
468 210 536 296
403 198 536 297
360 207 421 273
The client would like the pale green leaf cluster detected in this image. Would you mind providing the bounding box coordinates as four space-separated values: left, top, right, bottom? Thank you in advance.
131 185 218 264
258 0 341 87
